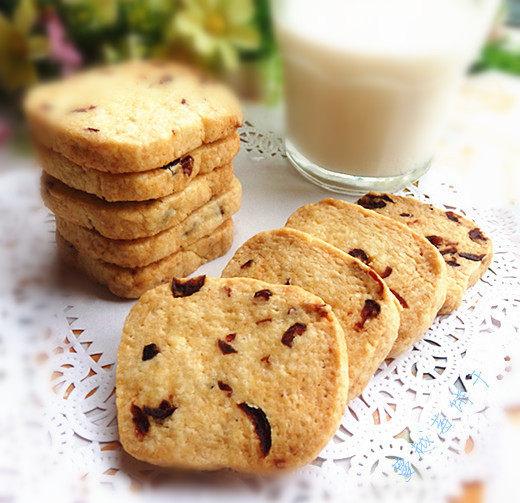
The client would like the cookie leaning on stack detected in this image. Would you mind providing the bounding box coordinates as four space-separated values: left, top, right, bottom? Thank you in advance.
25 61 243 298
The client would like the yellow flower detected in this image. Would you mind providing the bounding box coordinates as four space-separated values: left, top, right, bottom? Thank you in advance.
171 0 260 69
0 0 48 92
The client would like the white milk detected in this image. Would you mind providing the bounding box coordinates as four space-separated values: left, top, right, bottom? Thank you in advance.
274 0 498 177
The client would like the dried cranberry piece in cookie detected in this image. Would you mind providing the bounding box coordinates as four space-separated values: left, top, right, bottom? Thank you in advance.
390 289 409 309
441 247 458 255
131 405 150 439
445 211 460 222
180 155 194 176
254 289 272 301
218 339 237 354
357 193 393 209
459 252 486 261
380 267 393 279
446 260 460 267
349 248 370 264
426 235 443 247
217 381 233 397
143 400 177 420
355 299 381 330
171 275 206 297
238 402 272 457
70 105 96 113
142 343 159 361
281 323 306 347
469 228 487 242
302 303 330 319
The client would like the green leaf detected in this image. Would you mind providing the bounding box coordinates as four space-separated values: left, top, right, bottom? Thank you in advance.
474 40 520 76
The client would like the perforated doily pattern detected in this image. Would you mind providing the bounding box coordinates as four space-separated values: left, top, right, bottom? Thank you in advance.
0 125 519 502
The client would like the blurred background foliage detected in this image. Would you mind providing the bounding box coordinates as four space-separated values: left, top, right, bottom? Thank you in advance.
2 0 520 101
0 0 519 135
0 0 279 101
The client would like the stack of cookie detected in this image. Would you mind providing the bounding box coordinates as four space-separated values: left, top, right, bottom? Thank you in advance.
24 61 243 298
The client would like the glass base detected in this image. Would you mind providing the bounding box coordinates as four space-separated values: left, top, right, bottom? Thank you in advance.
285 140 431 195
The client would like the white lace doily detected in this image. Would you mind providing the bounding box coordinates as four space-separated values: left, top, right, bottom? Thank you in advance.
1 123 519 503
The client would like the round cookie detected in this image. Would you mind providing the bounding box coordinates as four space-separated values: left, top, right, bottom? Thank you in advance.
286 198 448 357
24 60 242 173
35 132 240 201
222 228 400 401
116 276 348 473
55 177 242 267
42 164 234 239
56 219 234 299
357 192 493 314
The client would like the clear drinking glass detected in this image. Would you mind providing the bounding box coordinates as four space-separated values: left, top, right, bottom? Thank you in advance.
272 0 499 194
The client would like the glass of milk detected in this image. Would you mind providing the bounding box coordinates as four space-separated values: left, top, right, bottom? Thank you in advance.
272 0 499 194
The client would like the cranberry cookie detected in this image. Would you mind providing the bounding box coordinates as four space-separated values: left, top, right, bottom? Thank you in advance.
357 192 493 313
286 199 448 357
116 276 348 473
55 177 241 267
25 61 242 173
56 219 234 298
42 164 234 239
222 228 400 400
35 132 240 201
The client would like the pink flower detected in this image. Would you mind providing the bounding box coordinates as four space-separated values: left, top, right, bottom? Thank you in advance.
45 11 82 76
